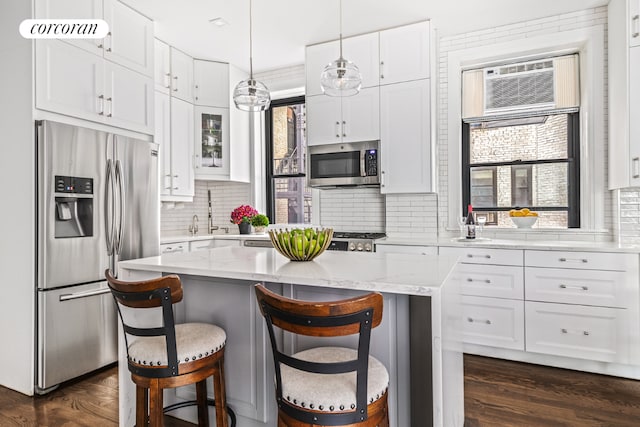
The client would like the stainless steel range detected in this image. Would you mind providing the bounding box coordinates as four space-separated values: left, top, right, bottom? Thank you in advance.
327 232 386 252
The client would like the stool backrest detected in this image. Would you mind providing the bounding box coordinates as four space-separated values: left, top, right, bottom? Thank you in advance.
254 284 383 425
105 270 183 377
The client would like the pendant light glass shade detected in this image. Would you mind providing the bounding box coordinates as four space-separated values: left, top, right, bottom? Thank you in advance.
233 0 270 111
320 0 362 97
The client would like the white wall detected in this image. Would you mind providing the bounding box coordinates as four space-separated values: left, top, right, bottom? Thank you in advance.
0 0 35 395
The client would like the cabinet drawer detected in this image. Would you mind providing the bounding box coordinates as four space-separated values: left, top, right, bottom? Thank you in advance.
460 296 524 350
525 250 638 271
439 247 523 266
525 302 631 363
452 264 523 299
525 267 633 308
160 242 188 254
190 240 214 252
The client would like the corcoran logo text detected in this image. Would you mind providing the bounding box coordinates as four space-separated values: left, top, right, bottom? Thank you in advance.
19 19 109 39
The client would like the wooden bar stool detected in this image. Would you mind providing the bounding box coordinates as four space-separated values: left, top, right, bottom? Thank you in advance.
105 270 233 427
254 284 389 427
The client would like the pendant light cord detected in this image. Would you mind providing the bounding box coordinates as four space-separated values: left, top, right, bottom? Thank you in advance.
339 0 343 58
249 0 254 79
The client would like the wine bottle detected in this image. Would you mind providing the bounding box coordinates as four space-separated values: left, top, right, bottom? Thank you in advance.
465 204 476 239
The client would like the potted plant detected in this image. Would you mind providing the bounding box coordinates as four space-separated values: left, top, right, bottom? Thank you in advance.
251 214 270 234
230 205 258 234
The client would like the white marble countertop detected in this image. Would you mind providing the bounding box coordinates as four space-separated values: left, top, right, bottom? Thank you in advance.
119 246 459 296
378 236 640 253
160 232 270 244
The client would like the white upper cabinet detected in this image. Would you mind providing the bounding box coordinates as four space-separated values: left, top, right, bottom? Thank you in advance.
36 40 153 134
379 21 430 85
154 39 171 94
380 79 431 193
608 0 640 188
170 48 194 103
194 60 229 108
305 32 380 97
169 97 195 198
306 87 379 146
35 0 153 77
631 0 640 47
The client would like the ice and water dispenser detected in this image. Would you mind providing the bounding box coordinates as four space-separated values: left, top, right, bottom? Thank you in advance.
54 175 94 238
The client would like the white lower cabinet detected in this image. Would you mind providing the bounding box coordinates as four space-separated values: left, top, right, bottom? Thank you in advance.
160 242 188 254
374 244 436 255
525 301 631 364
461 296 524 350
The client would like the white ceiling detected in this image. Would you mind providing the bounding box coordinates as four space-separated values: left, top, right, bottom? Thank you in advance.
121 0 608 73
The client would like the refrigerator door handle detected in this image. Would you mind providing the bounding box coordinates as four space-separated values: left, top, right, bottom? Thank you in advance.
59 286 111 302
115 158 125 255
105 159 115 256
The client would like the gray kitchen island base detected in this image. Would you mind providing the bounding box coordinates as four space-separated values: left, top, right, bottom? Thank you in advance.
117 247 464 426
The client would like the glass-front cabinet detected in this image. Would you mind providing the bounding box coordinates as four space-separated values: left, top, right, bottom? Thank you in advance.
194 106 230 178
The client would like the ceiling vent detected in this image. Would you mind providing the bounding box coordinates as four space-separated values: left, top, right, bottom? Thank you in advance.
462 54 580 120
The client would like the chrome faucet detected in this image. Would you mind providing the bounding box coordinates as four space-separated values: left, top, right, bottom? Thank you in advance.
207 189 218 234
188 215 199 236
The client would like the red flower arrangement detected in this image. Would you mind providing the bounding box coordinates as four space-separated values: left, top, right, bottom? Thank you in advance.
230 205 258 224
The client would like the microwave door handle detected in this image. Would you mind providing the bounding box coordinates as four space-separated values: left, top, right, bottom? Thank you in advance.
360 150 367 177
105 159 114 256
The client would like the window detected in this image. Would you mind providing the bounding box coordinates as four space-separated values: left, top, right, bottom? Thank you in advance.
265 96 311 224
462 113 580 228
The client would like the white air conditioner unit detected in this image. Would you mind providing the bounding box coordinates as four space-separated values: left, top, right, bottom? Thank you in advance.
462 55 580 120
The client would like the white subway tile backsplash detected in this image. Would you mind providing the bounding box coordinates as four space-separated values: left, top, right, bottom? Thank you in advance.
318 187 385 233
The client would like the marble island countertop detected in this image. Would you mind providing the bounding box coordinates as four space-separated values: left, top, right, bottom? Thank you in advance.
161 232 271 244
119 246 459 296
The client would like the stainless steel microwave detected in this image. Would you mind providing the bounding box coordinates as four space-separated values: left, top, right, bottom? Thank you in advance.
308 141 380 187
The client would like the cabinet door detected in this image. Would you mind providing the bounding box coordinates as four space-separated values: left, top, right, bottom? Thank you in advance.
34 0 103 55
35 40 103 122
343 32 380 89
155 92 172 197
305 40 339 97
380 79 431 193
154 39 172 94
170 98 195 196
105 61 153 134
194 106 230 178
171 48 194 102
103 0 153 77
631 0 640 47
341 87 380 143
379 21 430 85
194 60 229 107
160 242 188 254
631 46 640 185
305 94 342 146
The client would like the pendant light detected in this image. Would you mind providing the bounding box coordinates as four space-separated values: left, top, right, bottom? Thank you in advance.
320 0 362 97
233 0 271 111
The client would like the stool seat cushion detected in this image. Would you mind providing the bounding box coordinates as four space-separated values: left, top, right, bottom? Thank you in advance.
280 346 389 413
128 323 226 366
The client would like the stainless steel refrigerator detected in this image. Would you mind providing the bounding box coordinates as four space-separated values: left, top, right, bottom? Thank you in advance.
35 120 159 393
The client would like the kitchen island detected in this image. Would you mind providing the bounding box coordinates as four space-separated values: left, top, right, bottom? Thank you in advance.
117 247 464 427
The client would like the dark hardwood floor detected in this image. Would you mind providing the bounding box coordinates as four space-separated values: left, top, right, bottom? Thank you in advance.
1 355 639 426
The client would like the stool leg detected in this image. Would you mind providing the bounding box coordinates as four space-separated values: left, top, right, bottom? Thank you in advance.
148 378 163 427
136 385 148 427
196 378 209 426
213 355 229 427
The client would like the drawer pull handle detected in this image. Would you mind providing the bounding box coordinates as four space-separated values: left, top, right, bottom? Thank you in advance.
561 328 590 336
467 317 491 325
467 254 491 259
466 278 491 284
559 284 589 291
558 257 588 263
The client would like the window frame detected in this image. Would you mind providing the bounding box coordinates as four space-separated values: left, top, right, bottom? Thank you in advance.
264 95 307 223
461 112 581 228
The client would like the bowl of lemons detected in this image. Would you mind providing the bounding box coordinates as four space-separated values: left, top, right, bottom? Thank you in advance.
509 208 538 228
268 228 333 261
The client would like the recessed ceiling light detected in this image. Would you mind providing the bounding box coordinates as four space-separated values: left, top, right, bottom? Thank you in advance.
209 17 228 27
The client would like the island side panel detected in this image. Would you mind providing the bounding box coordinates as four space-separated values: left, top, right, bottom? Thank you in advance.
410 295 433 426
283 284 411 427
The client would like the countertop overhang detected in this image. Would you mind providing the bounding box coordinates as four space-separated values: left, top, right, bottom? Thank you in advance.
119 246 459 296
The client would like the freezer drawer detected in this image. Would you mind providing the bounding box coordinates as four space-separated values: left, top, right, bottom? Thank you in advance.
37 281 117 392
